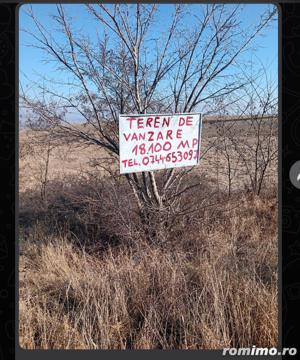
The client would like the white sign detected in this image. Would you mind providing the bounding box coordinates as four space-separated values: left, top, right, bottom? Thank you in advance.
119 113 202 174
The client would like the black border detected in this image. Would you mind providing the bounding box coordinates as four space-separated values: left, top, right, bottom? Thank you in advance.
281 2 300 352
0 3 16 360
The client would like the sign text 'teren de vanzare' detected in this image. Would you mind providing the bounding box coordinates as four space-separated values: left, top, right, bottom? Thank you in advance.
119 113 202 174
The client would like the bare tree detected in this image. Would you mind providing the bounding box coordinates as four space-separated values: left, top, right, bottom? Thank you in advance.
22 113 59 206
230 67 277 195
210 65 277 196
20 4 276 240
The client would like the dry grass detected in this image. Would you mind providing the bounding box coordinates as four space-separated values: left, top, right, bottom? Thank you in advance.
19 192 278 349
19 118 277 194
19 118 278 349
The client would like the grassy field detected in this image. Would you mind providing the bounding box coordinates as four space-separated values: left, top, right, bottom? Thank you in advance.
19 118 278 349
19 117 277 193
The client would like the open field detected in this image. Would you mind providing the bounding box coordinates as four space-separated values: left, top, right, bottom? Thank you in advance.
19 117 278 349
19 117 278 194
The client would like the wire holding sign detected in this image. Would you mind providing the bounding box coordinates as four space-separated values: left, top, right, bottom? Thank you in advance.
119 113 202 174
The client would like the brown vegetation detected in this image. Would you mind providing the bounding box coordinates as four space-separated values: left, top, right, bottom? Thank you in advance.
19 4 278 349
19 126 278 348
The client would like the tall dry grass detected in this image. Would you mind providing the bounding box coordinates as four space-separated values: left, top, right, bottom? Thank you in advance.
19 184 278 349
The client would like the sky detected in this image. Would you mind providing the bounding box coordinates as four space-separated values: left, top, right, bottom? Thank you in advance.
19 4 278 122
